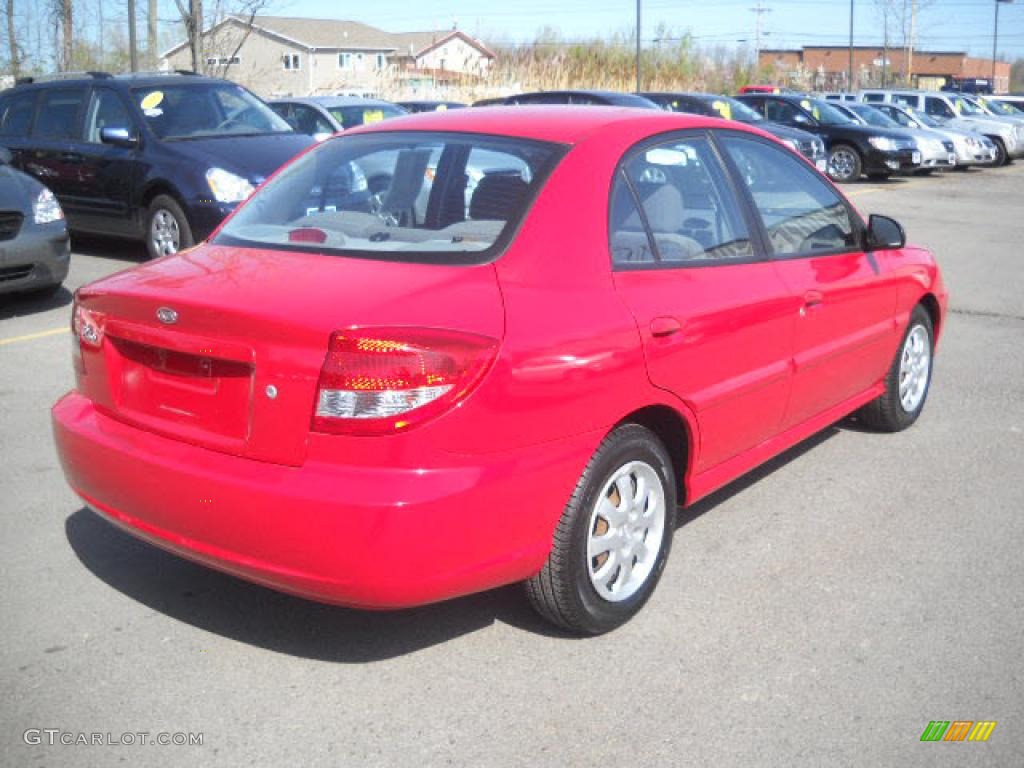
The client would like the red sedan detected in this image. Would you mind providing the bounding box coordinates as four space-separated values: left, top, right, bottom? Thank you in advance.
53 107 947 634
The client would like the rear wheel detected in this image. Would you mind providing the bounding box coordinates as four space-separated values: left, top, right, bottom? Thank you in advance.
827 144 863 183
857 304 934 432
525 423 677 635
146 194 194 260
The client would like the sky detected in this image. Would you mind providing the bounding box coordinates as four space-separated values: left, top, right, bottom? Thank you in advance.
280 0 1024 60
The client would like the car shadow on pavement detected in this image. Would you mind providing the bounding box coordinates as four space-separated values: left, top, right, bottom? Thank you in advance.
71 234 149 262
64 507 573 662
0 285 73 320
64 425 848 659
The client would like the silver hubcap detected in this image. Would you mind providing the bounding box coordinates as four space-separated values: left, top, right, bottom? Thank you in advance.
586 461 666 603
150 209 180 256
828 149 858 181
898 324 931 412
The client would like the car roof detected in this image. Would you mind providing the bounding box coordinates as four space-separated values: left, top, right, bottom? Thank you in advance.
343 105 741 144
5 72 229 92
271 96 399 108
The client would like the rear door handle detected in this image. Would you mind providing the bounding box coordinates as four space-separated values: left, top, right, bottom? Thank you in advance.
650 316 682 337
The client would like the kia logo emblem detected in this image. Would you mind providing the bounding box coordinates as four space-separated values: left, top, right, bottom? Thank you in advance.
156 307 178 325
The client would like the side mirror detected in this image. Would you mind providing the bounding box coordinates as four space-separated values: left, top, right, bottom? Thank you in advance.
0 146 11 165
866 214 905 250
791 113 812 125
100 126 139 149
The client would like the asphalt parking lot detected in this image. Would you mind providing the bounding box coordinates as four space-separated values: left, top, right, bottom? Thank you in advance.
2 164 1023 766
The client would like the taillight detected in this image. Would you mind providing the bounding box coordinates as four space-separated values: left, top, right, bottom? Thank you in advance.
71 294 103 376
312 327 498 436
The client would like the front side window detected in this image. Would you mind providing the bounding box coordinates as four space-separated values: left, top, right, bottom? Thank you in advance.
763 99 805 124
131 83 292 140
721 135 856 257
33 89 85 139
215 132 564 264
0 91 38 137
924 97 954 118
610 135 754 267
85 89 133 143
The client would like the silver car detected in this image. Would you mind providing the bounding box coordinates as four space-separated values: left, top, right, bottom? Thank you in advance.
872 103 996 168
859 89 1024 166
836 102 955 172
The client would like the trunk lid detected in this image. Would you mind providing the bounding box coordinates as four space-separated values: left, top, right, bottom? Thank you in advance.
74 244 505 466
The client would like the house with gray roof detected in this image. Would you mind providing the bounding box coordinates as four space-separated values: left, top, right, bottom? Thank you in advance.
161 15 495 98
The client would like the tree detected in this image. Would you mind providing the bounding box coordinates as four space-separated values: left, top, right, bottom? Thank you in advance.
53 0 72 71
4 0 19 78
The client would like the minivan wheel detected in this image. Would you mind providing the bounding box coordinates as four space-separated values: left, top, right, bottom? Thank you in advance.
146 195 194 259
525 423 677 635
856 304 934 432
827 145 863 182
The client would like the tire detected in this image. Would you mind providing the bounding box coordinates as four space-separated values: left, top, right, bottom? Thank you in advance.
857 305 934 432
989 137 1008 167
827 144 863 183
525 423 678 635
146 194 194 260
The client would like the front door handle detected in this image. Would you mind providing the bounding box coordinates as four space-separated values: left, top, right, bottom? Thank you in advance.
803 290 824 308
650 316 682 337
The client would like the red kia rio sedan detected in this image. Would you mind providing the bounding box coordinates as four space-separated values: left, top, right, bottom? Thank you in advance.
53 107 947 634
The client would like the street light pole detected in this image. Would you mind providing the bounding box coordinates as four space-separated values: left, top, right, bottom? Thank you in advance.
848 0 855 90
993 0 1014 92
636 0 642 92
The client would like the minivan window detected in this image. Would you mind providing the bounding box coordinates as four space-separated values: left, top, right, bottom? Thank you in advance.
85 89 134 143
0 91 37 137
214 132 564 264
33 89 85 139
131 82 292 140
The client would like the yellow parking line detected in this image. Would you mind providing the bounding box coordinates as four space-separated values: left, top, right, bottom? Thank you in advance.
0 327 69 347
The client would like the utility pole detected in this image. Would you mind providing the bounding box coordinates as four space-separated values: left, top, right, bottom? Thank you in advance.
907 0 916 86
128 0 139 71
148 0 158 67
993 0 1014 91
750 0 772 72
636 0 641 92
848 0 854 90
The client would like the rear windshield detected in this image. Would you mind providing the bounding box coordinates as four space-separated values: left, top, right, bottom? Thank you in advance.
131 83 292 140
214 131 565 264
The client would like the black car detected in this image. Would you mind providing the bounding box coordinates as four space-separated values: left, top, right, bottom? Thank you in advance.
735 93 922 182
0 147 70 296
0 71 314 259
641 92 827 171
474 90 659 108
396 100 466 113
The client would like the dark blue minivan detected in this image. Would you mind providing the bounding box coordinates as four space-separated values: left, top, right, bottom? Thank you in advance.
0 72 314 259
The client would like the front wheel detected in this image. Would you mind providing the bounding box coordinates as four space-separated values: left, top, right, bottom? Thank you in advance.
827 145 863 183
989 138 1008 167
146 194 194 260
856 304 934 432
525 423 677 635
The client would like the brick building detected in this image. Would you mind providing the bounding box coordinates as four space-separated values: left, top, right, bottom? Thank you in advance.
760 46 1011 93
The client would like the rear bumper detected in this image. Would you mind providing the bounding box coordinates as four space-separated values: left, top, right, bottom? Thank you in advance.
0 225 70 295
52 392 590 608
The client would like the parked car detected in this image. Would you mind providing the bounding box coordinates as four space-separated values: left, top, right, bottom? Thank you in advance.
53 106 947 634
0 146 70 297
736 93 922 182
641 91 827 171
474 90 659 108
832 102 956 173
737 85 787 94
270 96 408 140
963 94 1024 127
988 95 1024 113
396 100 466 113
872 102 997 167
859 89 1024 166
821 92 860 102
0 71 313 260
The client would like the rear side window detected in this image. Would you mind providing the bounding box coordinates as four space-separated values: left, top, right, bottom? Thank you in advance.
215 131 564 265
0 91 37 137
33 89 85 139
721 135 855 257
610 135 754 267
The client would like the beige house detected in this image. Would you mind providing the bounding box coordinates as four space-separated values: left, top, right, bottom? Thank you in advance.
161 15 495 98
